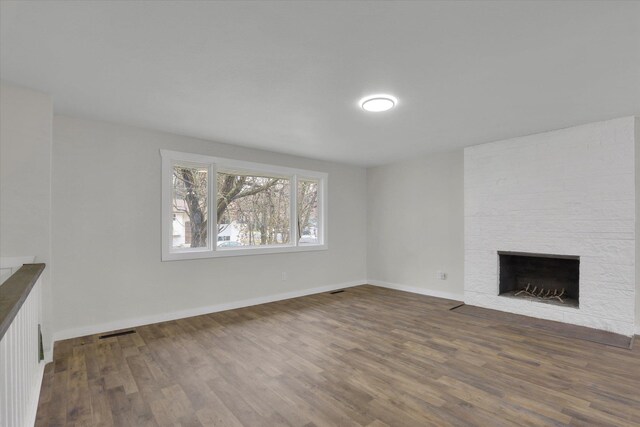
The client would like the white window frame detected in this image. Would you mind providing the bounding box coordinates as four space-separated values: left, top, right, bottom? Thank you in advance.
161 149 328 261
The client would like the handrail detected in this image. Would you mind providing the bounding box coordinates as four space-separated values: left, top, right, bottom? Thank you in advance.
0 263 45 340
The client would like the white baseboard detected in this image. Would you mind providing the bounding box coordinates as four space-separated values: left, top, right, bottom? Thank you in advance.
26 362 46 427
43 348 53 364
368 279 463 302
52 280 366 343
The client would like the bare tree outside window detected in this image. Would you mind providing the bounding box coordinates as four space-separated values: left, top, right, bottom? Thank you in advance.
297 179 319 244
172 165 208 248
217 172 290 246
167 154 322 257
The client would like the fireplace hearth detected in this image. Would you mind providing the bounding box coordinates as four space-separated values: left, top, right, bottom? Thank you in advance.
498 251 579 308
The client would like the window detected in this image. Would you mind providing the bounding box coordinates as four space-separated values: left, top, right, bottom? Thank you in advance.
172 164 209 249
161 150 327 260
297 178 320 245
217 170 291 247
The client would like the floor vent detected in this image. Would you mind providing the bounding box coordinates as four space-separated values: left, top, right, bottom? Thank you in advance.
330 290 345 294
99 330 136 339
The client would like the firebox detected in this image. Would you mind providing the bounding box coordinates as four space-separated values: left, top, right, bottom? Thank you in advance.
498 251 579 308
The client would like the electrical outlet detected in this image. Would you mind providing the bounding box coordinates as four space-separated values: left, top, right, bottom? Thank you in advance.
436 271 447 280
282 272 287 281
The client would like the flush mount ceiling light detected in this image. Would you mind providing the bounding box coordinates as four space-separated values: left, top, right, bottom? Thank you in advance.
359 94 398 112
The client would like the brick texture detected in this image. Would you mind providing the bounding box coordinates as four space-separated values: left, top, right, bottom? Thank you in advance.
464 117 636 336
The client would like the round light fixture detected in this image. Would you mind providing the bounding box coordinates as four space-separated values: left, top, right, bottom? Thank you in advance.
359 94 397 112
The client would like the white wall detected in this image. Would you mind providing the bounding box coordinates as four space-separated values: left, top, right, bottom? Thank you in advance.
52 115 367 339
465 117 636 336
367 149 464 300
0 83 53 353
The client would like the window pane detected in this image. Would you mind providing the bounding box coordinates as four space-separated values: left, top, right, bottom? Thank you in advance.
297 179 319 244
172 165 208 249
217 172 291 247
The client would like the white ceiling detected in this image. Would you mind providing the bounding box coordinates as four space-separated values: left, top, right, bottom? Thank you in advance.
2 1 639 167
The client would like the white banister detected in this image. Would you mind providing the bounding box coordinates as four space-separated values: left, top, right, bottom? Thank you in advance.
0 260 44 427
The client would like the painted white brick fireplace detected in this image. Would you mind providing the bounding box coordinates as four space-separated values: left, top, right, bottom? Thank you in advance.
464 117 637 336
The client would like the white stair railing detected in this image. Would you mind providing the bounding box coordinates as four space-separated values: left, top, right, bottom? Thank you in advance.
0 258 44 427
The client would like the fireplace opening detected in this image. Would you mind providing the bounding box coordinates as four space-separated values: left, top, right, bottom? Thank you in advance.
498 251 579 308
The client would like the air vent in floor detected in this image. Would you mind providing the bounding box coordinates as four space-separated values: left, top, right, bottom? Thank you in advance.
99 330 136 339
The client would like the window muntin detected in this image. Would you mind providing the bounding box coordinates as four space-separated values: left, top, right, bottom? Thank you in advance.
161 150 327 260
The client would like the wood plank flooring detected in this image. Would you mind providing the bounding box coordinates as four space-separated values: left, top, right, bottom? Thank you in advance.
451 304 634 349
35 285 640 426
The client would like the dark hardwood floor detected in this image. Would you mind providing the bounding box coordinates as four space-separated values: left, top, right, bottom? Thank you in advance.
35 285 640 426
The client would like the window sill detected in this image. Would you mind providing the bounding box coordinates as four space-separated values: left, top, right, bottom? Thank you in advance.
162 244 328 261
